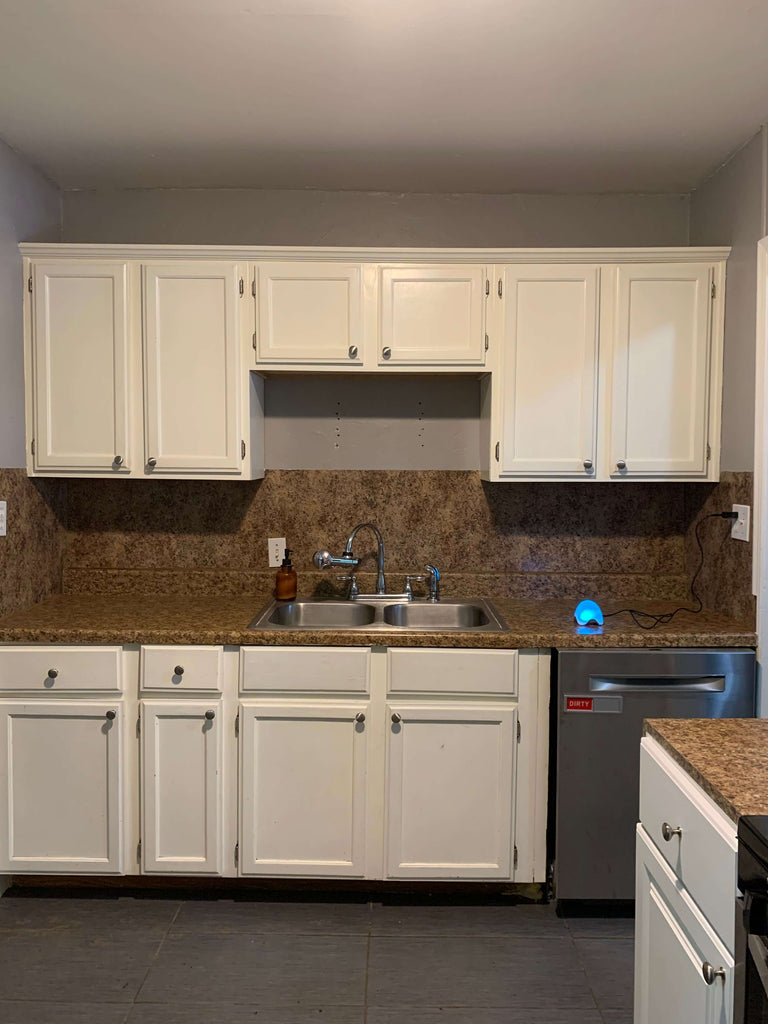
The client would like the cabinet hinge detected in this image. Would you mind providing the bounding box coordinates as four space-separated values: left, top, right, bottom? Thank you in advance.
241 440 246 460
517 720 521 743
30 438 35 456
251 277 257 297
136 715 141 737
137 838 142 861
252 331 257 351
235 712 240 737
239 278 244 296
498 279 503 298
513 844 518 869
711 281 716 300
495 441 500 462
234 842 239 866
484 333 489 351
706 442 712 461
27 275 32 294
485 279 490 296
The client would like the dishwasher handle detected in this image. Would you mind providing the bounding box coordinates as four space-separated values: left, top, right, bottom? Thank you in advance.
589 675 726 693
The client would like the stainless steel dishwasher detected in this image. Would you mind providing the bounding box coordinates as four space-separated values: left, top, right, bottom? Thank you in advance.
555 647 756 902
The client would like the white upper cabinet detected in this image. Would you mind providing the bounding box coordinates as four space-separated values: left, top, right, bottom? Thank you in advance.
30 261 131 473
498 265 600 478
143 262 243 475
255 262 364 365
609 263 713 479
378 265 487 365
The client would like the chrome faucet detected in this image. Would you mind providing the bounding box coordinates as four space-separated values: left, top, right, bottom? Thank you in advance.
314 522 386 595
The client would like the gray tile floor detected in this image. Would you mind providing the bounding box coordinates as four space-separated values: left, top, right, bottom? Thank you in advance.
0 894 634 1023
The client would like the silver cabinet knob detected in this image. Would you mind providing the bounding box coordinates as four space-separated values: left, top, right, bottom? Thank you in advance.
147 458 157 467
391 712 402 724
105 710 116 721
382 346 392 360
661 822 682 842
355 712 365 723
113 455 123 466
204 710 215 721
616 460 627 471
702 962 726 985
348 345 358 359
174 665 184 676
583 459 593 471
47 668 58 679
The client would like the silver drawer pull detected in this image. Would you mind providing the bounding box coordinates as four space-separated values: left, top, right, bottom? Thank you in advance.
348 345 358 359
47 668 58 679
355 712 365 723
147 458 157 468
583 459 593 471
174 665 184 676
616 460 627 471
204 710 215 721
661 822 682 842
105 710 116 721
391 712 402 724
701 962 726 985
382 346 392 360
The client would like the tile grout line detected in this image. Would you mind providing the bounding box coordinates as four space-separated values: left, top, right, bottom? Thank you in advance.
570 931 610 1019
363 904 373 1024
128 899 184 1013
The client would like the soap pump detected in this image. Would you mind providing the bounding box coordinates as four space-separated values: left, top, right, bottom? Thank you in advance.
275 548 298 601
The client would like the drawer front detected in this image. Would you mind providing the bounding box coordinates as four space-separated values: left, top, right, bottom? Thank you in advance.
388 648 518 695
141 646 223 692
0 646 122 693
240 647 370 693
639 738 736 946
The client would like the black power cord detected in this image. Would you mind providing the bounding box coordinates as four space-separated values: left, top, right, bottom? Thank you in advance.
603 511 739 630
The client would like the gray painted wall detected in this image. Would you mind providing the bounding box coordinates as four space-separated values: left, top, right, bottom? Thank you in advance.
690 129 765 472
0 138 61 467
61 188 690 247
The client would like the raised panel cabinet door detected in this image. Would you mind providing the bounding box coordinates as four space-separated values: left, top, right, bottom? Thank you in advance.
0 701 123 874
635 826 733 1024
255 262 364 364
610 263 712 478
31 261 130 472
143 262 242 473
385 703 517 879
500 265 600 477
379 265 486 365
141 700 223 875
239 702 368 877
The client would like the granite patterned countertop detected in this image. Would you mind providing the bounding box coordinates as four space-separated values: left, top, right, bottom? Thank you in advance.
0 593 756 649
645 719 768 822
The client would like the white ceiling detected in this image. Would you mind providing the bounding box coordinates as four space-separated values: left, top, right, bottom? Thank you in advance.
1 0 768 193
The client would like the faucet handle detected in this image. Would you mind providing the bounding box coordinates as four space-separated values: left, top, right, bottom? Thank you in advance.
405 575 426 599
336 574 359 598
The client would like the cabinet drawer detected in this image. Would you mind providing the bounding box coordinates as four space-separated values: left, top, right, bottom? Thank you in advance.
639 737 736 946
0 646 122 693
387 648 518 695
240 647 370 693
141 646 223 692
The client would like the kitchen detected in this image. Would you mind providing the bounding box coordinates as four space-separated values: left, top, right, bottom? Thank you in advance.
1 2 768 1023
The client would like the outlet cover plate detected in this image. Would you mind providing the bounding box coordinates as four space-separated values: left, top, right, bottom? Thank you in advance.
268 536 286 568
732 504 750 542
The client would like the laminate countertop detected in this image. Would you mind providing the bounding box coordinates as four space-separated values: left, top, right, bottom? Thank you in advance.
0 593 756 649
645 719 768 822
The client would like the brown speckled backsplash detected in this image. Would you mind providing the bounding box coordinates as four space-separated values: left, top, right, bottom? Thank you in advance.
0 469 65 618
59 470 695 605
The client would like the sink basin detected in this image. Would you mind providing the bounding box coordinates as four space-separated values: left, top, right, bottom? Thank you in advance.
248 597 507 632
383 601 492 629
266 601 377 628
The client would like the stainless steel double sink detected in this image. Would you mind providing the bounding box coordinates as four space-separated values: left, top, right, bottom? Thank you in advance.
248 597 508 632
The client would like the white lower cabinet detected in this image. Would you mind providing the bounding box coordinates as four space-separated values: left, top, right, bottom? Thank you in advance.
635 825 733 1024
0 700 124 873
239 701 369 878
141 700 223 874
635 735 737 1024
385 702 517 879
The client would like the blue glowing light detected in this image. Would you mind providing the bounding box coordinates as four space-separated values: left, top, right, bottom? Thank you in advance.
574 599 604 627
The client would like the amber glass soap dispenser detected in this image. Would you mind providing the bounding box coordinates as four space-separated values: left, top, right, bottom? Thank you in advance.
275 548 297 600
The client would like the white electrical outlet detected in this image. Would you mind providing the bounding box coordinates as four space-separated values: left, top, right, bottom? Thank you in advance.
0 501 6 537
732 504 750 542
268 537 286 567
